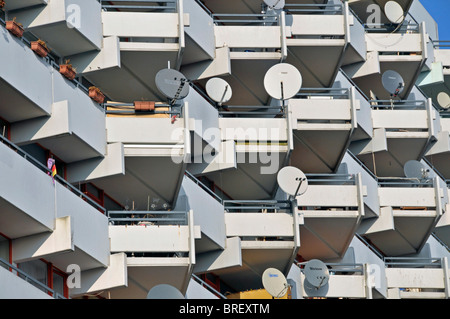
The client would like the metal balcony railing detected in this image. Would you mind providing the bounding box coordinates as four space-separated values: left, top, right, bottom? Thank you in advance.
0 258 66 299
213 13 279 26
384 257 444 268
295 87 351 100
377 178 434 188
305 173 357 186
108 211 188 226
283 3 343 15
218 105 286 118
369 99 427 110
433 40 450 49
296 261 365 276
100 0 177 12
104 102 183 117
224 200 291 213
364 22 420 34
0 134 106 214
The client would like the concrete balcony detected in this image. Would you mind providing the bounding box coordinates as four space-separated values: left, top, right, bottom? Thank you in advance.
0 135 111 273
4 0 48 11
71 103 190 211
344 22 428 101
289 87 358 173
187 12 286 106
12 0 102 57
196 114 292 200
350 99 435 177
284 2 350 88
11 73 106 164
385 257 449 299
0 24 53 123
288 262 372 299
359 178 444 256
106 210 199 298
71 1 188 103
207 200 298 293
296 173 365 261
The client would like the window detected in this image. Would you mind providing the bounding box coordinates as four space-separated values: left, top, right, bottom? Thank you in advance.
0 233 11 268
0 117 10 140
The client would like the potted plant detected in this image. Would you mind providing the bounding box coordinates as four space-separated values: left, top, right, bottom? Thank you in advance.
6 17 24 38
31 39 50 58
134 100 155 112
89 87 105 104
59 59 77 81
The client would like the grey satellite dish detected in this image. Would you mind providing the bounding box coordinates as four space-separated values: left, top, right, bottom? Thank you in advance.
155 68 190 103
264 63 302 100
277 166 308 197
437 92 450 110
262 268 288 298
404 160 430 181
384 1 405 24
264 0 285 10
303 259 330 289
147 284 185 299
205 77 233 106
382 70 404 97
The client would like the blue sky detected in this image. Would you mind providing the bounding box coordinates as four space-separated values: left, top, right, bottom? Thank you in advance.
419 0 450 40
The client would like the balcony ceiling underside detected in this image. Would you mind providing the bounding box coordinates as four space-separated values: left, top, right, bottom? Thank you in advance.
286 44 346 88
355 138 429 177
86 156 185 211
352 59 423 101
290 128 352 173
297 212 361 261
363 212 438 256
202 151 289 200
348 0 414 25
83 50 179 104
106 258 191 299
209 242 295 292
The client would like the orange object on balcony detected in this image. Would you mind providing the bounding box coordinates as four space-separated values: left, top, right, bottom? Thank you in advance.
134 101 155 112
6 19 24 38
89 87 105 104
60 62 76 81
31 40 49 58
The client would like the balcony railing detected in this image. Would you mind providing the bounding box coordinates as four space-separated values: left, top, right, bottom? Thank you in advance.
305 173 357 185
384 257 444 268
433 40 450 49
0 134 106 214
284 3 343 15
369 99 427 110
0 258 66 299
224 200 291 213
296 261 365 276
364 22 420 34
213 13 279 26
108 211 188 226
218 105 286 118
100 0 177 12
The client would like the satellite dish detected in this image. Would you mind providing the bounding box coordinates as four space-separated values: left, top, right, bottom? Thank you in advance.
264 63 302 100
277 166 308 197
155 68 190 103
403 160 430 181
303 259 330 289
263 0 285 10
437 92 450 110
381 70 404 97
384 1 405 24
147 284 185 299
262 268 289 298
205 78 233 105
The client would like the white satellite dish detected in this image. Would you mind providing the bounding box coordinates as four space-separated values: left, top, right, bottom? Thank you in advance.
262 268 289 298
403 160 430 181
277 166 308 197
147 284 185 299
155 68 190 103
303 259 330 289
381 70 404 97
205 77 233 106
384 1 405 24
264 0 285 10
264 63 302 100
437 92 450 110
